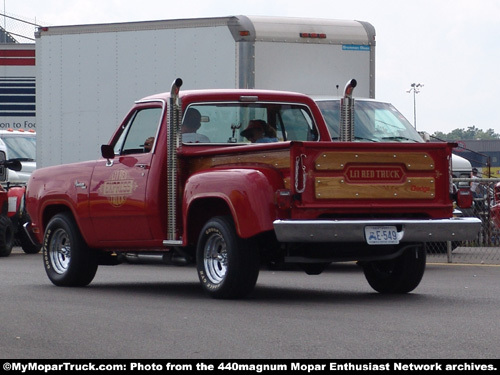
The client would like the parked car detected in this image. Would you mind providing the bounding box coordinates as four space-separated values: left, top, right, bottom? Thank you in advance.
0 129 36 185
0 130 40 254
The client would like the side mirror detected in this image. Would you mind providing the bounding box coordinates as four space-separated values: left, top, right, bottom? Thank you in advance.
4 159 22 172
101 145 115 160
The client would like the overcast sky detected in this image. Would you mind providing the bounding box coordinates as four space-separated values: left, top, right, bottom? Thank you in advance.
5 0 500 135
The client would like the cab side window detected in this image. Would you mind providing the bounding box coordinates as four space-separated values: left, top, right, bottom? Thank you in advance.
114 107 162 155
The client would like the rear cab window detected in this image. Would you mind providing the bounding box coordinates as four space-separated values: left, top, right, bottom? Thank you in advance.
181 102 318 144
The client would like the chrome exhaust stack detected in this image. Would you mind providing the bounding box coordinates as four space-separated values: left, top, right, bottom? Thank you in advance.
340 79 357 142
165 78 183 245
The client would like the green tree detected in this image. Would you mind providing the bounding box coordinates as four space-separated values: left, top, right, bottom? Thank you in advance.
432 126 500 140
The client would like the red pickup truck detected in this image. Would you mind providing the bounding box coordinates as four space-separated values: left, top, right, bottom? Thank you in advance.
26 79 480 298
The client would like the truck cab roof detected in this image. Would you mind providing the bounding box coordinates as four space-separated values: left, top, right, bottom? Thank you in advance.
140 88 316 103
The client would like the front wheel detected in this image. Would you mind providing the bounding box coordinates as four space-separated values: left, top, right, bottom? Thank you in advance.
362 245 426 294
43 213 98 287
196 216 260 299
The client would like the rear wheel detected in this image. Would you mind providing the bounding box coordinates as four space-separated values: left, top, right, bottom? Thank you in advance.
0 215 14 257
362 245 426 294
43 213 98 286
196 216 260 299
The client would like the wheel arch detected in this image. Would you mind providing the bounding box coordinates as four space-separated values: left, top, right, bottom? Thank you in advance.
184 197 232 247
40 203 95 246
42 204 73 233
183 167 284 244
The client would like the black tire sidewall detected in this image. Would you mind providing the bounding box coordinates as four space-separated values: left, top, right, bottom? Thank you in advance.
196 216 259 299
196 217 234 297
363 245 426 294
43 213 97 286
0 215 14 257
19 229 42 254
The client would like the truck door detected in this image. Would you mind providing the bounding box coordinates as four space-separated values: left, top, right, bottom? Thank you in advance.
89 105 162 242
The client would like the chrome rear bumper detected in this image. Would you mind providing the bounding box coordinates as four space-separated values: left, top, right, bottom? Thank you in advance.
273 217 482 243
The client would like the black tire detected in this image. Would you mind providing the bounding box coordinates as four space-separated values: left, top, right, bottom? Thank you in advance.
19 228 42 254
196 216 260 299
0 215 14 257
43 213 98 287
362 245 426 294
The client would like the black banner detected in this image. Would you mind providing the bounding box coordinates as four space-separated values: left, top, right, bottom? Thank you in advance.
2 360 498 374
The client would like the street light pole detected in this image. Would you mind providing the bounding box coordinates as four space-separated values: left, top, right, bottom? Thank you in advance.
407 83 423 129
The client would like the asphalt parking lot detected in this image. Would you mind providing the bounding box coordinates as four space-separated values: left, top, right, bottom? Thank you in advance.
1 248 499 359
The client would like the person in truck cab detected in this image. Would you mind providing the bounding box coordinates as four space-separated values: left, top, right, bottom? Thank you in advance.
181 108 210 143
143 137 154 152
241 119 278 143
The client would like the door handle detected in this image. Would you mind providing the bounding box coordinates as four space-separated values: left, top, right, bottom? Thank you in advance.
135 164 150 170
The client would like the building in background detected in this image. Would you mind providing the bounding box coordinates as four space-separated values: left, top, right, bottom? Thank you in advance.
0 43 35 130
0 15 37 132
455 139 500 177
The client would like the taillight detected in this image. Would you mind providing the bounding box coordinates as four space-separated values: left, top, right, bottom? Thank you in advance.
299 33 327 39
457 187 473 209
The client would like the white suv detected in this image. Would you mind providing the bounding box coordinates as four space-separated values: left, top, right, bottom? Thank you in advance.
0 129 36 185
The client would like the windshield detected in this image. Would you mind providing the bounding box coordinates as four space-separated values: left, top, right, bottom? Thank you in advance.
316 100 423 143
0 135 36 160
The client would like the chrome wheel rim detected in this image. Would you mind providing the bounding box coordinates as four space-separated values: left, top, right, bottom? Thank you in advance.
203 232 228 285
49 228 71 274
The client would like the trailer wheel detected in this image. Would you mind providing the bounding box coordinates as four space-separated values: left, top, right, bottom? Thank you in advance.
0 215 14 257
362 245 426 294
196 216 260 299
43 213 98 287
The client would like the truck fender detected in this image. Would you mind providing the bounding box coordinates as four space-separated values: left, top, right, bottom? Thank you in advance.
26 162 96 245
183 168 284 241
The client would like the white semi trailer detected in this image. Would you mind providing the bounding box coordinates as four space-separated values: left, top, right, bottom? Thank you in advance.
35 15 375 167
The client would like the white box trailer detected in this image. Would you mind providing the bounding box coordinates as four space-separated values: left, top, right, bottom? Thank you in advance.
35 15 375 167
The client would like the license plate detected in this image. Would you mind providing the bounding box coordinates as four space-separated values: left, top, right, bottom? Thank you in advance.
365 226 399 245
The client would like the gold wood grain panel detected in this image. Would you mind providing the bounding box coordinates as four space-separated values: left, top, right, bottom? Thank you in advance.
190 150 290 173
315 152 435 171
283 177 291 190
315 177 435 199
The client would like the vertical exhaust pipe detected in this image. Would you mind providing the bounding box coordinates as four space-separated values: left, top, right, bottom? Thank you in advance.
340 79 357 142
165 78 183 245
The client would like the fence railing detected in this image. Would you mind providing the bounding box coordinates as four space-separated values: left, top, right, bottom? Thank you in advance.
427 179 500 264
0 12 39 43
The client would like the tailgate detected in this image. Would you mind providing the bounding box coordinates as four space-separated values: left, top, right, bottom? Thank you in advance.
289 141 453 219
